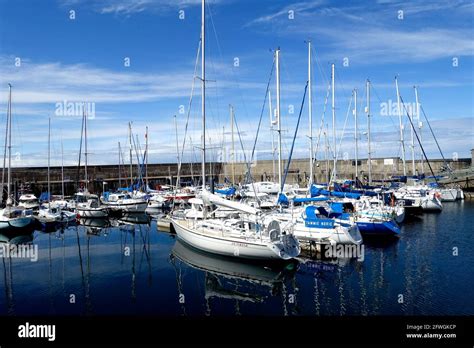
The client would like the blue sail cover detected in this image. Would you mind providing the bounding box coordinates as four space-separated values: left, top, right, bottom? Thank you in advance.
215 187 236 196
310 184 321 197
293 196 329 204
277 193 289 205
39 192 50 202
304 206 335 229
320 189 362 199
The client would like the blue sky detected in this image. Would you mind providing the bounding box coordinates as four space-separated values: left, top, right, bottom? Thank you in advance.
0 0 473 168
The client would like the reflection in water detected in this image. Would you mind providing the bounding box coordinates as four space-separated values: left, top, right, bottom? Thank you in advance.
171 239 297 315
0 229 34 316
0 201 472 316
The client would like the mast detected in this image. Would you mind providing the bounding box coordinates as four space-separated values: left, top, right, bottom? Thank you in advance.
145 126 149 189
414 86 424 174
325 125 329 185
308 41 313 187
230 105 235 185
7 84 12 204
84 106 88 192
2 84 11 205
366 79 372 184
353 88 358 179
268 91 275 182
201 0 206 189
129 122 133 188
118 142 122 188
174 115 180 187
48 117 51 207
276 48 282 192
61 137 65 199
189 136 194 184
410 98 416 175
395 76 406 176
331 63 336 184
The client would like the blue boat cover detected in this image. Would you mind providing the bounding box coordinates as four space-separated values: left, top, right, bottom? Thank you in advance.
277 193 289 205
215 187 236 196
304 206 335 229
293 196 329 203
310 184 321 197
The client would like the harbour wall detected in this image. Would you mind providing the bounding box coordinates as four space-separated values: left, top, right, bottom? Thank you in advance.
4 156 472 197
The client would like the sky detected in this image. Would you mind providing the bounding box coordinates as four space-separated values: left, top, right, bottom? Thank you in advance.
0 0 473 168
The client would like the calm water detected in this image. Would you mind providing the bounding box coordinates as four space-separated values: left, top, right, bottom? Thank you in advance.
1 201 473 316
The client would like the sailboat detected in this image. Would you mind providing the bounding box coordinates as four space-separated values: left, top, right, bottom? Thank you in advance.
171 0 300 261
37 118 76 223
0 84 35 231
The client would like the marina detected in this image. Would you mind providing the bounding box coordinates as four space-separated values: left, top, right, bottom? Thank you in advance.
0 200 473 316
0 0 473 345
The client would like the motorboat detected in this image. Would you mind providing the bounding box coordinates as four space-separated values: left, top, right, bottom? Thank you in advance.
101 192 148 213
18 194 39 210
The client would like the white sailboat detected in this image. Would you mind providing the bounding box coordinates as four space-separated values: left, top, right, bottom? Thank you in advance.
0 84 35 231
171 0 300 261
37 118 76 223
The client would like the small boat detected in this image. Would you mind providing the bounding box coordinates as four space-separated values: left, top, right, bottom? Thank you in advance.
101 193 148 213
18 194 39 210
37 204 77 223
0 205 35 231
328 201 401 237
273 205 362 246
76 198 108 218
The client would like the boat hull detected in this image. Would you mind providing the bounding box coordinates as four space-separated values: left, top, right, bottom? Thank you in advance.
171 219 298 260
76 208 108 218
356 220 400 236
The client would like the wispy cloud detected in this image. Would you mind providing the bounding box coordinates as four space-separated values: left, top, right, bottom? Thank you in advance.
0 56 195 104
59 0 221 15
245 0 474 63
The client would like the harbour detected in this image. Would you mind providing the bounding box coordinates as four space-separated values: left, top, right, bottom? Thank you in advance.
0 0 473 345
1 200 472 316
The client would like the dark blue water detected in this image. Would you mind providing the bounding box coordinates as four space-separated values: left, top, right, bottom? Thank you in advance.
1 201 473 316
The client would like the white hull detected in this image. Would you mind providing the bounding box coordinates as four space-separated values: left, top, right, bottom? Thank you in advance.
292 224 362 246
421 197 443 211
76 208 107 218
439 189 457 202
106 201 148 213
171 219 298 260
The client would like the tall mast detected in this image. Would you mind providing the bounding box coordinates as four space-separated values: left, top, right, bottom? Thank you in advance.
129 122 133 188
118 141 122 188
395 76 406 176
174 115 180 187
145 126 149 189
325 126 329 184
410 98 416 175
48 117 51 207
331 63 336 183
268 91 275 182
353 89 358 179
84 106 88 192
7 84 12 203
366 79 372 184
230 105 235 185
276 48 282 192
2 84 11 205
61 137 65 199
201 0 206 189
308 41 313 187
189 136 194 184
414 86 424 174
